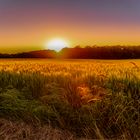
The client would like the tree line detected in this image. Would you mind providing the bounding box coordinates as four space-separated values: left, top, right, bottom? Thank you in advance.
0 46 140 59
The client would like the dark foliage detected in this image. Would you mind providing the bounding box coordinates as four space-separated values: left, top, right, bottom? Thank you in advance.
59 46 140 59
0 46 140 59
0 50 57 58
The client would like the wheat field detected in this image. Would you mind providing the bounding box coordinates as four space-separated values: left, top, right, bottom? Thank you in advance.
0 59 139 139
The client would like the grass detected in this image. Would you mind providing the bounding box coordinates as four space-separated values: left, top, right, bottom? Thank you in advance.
0 59 139 139
0 118 75 140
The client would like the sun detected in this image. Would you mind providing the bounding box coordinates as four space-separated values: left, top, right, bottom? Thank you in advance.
46 38 69 52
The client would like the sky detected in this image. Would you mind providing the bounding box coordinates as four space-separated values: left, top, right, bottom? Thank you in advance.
0 0 140 53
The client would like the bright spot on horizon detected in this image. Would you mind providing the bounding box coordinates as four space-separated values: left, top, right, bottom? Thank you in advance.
46 38 69 52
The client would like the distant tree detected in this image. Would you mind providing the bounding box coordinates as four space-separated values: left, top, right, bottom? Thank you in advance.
0 46 140 59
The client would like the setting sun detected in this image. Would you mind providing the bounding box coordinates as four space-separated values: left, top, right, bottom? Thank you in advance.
46 39 69 52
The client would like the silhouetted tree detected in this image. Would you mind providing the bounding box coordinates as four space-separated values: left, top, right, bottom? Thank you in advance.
0 46 140 59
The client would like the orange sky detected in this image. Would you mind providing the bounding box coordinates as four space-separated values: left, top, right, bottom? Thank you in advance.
1 24 140 53
0 0 140 53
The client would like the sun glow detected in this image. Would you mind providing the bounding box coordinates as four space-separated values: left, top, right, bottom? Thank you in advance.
46 38 69 52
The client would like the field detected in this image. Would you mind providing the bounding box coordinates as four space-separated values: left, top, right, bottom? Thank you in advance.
0 59 139 140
